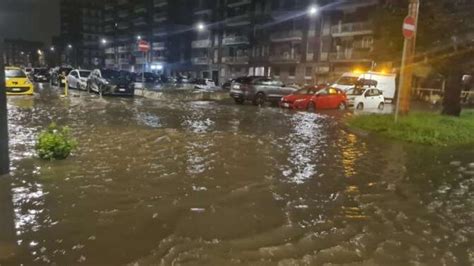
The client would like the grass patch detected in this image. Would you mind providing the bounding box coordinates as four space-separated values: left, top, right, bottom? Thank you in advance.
347 110 474 146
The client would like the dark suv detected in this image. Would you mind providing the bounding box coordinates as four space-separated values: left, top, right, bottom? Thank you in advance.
229 76 297 105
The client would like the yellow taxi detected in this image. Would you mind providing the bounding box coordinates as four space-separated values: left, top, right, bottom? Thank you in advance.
4 67 34 95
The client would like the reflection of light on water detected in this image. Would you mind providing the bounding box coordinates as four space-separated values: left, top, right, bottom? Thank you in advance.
281 112 325 184
338 131 366 177
135 112 163 128
11 183 47 235
182 110 215 175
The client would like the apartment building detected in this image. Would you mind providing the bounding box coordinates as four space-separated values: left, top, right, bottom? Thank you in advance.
59 0 380 83
2 39 44 67
57 0 104 67
182 0 379 84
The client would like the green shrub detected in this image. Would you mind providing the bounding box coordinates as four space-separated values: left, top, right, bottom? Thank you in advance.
36 123 77 160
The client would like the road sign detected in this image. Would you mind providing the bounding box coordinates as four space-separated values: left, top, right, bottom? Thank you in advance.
402 16 416 39
138 40 150 52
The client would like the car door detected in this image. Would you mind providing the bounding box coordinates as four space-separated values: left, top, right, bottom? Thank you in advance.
366 89 378 108
327 87 340 108
314 89 330 109
70 71 79 89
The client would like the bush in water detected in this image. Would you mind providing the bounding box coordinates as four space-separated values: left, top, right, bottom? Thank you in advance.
36 123 77 160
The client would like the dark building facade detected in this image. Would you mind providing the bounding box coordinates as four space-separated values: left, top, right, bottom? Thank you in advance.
58 0 381 84
2 39 44 67
58 0 104 67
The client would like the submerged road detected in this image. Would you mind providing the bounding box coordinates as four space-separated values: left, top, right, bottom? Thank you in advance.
1 84 473 265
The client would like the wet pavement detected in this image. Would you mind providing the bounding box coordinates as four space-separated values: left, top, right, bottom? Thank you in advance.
1 84 473 265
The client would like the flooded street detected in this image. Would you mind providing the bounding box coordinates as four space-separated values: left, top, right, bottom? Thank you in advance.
1 86 473 265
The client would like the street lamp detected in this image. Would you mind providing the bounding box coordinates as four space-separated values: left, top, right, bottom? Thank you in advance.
137 35 141 40
67 44 72 49
101 38 107 45
308 5 319 16
197 22 205 32
50 46 55 52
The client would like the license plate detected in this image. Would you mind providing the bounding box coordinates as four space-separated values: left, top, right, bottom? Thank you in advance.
12 88 21 91
118 88 125 92
283 103 289 108
232 85 240 89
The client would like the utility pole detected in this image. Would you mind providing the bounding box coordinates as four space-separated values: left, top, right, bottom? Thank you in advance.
395 0 420 120
0 40 10 175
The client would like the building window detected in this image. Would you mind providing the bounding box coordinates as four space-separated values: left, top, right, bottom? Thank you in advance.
274 67 280 77
289 67 296 78
305 67 312 78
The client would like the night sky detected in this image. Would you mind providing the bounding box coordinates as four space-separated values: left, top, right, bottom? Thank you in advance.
0 0 60 45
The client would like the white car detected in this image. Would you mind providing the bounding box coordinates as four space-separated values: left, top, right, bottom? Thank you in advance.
66 69 92 90
347 87 385 110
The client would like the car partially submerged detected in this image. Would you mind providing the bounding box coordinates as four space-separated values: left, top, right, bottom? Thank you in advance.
87 69 135 96
347 87 385 110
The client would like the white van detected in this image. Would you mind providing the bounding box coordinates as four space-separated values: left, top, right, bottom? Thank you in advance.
332 71 397 102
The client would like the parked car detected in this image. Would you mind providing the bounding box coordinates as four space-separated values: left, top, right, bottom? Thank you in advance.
135 72 159 83
283 87 347 111
347 87 385 110
280 85 326 109
191 78 216 90
332 71 397 102
66 69 92 90
51 66 73 87
230 76 297 105
32 68 50 83
4 67 34 95
222 79 234 90
86 69 135 96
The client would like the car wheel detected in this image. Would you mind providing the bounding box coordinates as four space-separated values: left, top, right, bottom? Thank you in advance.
378 102 385 110
356 103 364 110
253 93 266 106
307 102 316 112
338 102 347 110
234 98 244 104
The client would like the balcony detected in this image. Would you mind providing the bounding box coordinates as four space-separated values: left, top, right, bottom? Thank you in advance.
328 50 371 62
227 0 251 8
226 14 251 27
152 42 166 51
153 13 168 23
105 4 113 10
118 0 129 5
133 18 147 26
104 25 114 33
118 46 128 53
152 56 166 62
331 22 373 37
104 15 113 22
193 7 212 16
105 59 115 65
117 36 130 42
192 57 211 65
153 0 167 8
192 39 212 48
222 35 249 46
117 22 129 30
135 57 146 64
269 53 301 63
222 56 249 65
134 6 146 14
105 48 115 54
270 30 303 42
118 58 129 64
118 11 129 18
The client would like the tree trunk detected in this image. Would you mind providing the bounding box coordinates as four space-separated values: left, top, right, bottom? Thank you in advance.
441 71 462 117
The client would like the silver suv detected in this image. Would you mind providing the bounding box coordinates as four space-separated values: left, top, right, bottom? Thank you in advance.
230 76 297 105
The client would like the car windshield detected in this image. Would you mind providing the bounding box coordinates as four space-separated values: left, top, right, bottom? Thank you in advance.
79 71 91 78
5 69 26 78
337 76 359 86
347 88 365 96
34 69 48 74
294 89 309 95
101 70 120 79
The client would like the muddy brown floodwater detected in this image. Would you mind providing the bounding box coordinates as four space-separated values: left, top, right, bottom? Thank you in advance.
1 86 473 265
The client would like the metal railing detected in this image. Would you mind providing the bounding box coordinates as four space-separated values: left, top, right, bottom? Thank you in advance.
270 30 303 42
331 22 373 35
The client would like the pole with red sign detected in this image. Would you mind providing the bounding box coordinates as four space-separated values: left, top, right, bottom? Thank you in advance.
138 40 150 89
395 0 420 122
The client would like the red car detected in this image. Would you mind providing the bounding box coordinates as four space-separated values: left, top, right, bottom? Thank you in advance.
281 87 347 111
280 85 323 109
